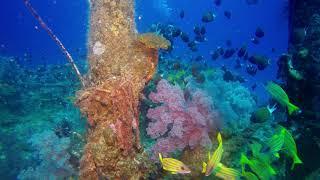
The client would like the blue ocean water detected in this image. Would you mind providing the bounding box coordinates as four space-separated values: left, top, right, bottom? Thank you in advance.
0 0 303 179
0 0 88 66
136 0 288 103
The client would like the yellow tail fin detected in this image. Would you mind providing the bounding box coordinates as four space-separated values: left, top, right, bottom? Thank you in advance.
291 154 303 170
159 153 163 164
202 162 207 173
217 133 222 144
287 102 299 115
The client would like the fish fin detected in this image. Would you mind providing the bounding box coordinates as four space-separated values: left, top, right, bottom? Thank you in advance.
291 154 303 170
216 163 240 179
208 152 211 160
240 153 250 165
217 132 222 144
250 142 262 158
212 143 223 166
287 102 299 115
171 172 177 174
202 162 207 173
158 153 163 164
242 171 259 180
268 133 284 155
267 104 277 113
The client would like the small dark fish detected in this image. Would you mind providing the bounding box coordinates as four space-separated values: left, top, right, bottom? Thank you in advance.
171 27 181 37
214 0 222 6
244 52 249 60
234 59 243 69
179 10 185 19
202 12 216 23
188 41 196 48
211 50 220 60
194 26 201 35
271 48 276 53
190 46 198 52
246 64 258 76
237 45 247 58
211 47 224 60
226 40 232 47
195 35 206 42
188 41 198 52
251 83 257 90
194 55 204 62
218 47 225 55
222 68 246 83
251 37 260 44
223 48 235 59
246 0 259 5
249 55 269 70
255 27 265 38
200 26 206 35
180 32 190 43
224 10 231 19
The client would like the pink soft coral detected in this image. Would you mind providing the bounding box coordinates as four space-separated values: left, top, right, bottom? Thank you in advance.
146 79 219 156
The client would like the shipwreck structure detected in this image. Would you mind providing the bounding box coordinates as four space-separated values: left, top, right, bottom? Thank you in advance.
283 0 320 178
76 0 169 179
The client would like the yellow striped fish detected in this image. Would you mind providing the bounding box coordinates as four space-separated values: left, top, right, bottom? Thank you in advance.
267 130 285 158
267 126 302 169
158 153 191 174
215 163 240 180
202 133 224 176
265 82 299 115
240 154 276 180
202 133 240 179
281 127 303 169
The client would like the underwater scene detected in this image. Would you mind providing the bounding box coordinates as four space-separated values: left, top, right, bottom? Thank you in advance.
0 0 319 179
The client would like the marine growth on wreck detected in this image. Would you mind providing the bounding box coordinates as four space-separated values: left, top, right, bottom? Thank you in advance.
1 0 319 179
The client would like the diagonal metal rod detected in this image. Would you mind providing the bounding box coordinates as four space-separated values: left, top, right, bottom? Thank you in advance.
23 0 85 87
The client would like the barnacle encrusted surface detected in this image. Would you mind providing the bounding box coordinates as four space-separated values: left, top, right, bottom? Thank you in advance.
76 0 161 179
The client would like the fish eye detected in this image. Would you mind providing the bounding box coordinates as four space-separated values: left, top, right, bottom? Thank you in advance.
181 166 185 170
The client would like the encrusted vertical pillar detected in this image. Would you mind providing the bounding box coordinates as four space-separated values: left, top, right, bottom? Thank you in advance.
288 0 320 119
285 0 320 178
75 0 164 179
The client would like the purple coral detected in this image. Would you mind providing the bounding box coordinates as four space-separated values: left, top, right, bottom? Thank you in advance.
146 79 219 155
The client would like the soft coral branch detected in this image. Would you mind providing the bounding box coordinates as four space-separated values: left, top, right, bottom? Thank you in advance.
146 79 219 155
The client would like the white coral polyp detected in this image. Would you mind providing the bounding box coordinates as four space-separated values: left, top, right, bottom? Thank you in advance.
93 41 105 56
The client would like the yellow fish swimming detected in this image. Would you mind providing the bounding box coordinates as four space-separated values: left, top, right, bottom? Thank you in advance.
202 133 240 179
158 153 191 174
268 126 302 170
265 82 299 115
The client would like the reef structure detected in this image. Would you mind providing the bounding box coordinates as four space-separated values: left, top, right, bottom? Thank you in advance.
75 0 169 179
282 0 320 178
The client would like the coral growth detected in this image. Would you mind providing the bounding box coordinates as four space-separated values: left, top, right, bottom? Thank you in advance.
180 146 207 177
77 78 142 153
146 79 219 156
137 33 171 50
0 56 85 179
18 130 75 179
78 121 155 179
201 69 256 133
